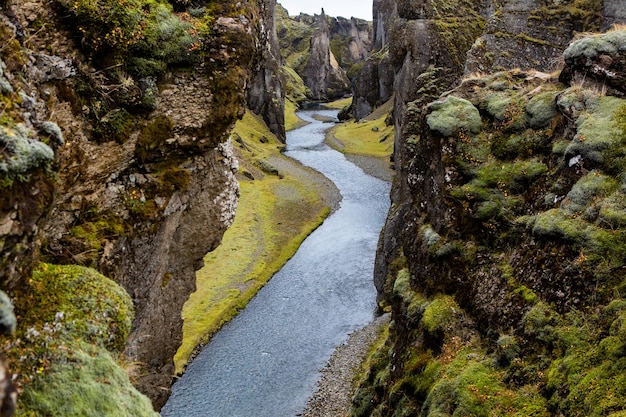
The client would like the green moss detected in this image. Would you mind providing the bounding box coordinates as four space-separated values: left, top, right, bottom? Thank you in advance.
56 0 206 74
564 30 626 63
4 264 149 415
565 96 626 174
476 159 548 192
483 91 528 131
93 108 135 143
393 268 411 299
155 164 191 193
562 171 617 215
26 264 133 351
426 96 482 137
422 295 459 336
136 115 174 163
526 91 558 129
420 225 442 248
423 347 548 417
19 343 158 417
529 0 602 32
282 65 310 104
57 207 127 267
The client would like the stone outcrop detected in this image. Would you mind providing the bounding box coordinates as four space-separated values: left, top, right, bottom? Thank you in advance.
0 0 281 411
350 0 626 415
302 10 351 101
559 29 626 97
465 0 603 74
277 6 372 102
248 0 286 141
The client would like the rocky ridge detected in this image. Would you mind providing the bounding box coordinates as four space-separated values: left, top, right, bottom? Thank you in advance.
277 5 372 102
350 0 626 415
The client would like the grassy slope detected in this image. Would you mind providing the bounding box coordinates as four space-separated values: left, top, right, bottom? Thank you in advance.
326 99 394 161
175 110 334 372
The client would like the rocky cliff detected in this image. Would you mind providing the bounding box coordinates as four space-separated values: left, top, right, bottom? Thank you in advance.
352 0 626 415
248 0 286 141
277 5 372 102
0 0 281 412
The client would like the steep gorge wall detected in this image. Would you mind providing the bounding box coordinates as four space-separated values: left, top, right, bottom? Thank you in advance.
352 0 626 415
278 7 372 102
248 0 286 141
0 0 282 411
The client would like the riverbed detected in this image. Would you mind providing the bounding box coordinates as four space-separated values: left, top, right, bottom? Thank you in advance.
161 110 390 417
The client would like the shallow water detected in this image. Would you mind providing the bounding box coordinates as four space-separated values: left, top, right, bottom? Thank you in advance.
161 110 390 417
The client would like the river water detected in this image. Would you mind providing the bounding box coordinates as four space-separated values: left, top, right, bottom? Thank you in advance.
161 110 390 417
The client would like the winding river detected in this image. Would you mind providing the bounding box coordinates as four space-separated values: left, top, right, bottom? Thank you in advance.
161 110 390 417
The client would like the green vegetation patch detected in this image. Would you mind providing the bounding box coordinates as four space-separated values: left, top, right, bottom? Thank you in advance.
330 111 394 159
564 29 626 63
565 96 626 174
426 96 482 137
284 99 308 131
19 343 158 417
55 0 209 74
2 264 155 415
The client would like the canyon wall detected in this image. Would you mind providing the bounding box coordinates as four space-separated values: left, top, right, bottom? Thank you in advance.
277 6 372 102
352 0 626 415
0 0 282 412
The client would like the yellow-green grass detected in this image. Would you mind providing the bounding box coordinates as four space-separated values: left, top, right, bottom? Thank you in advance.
324 96 353 110
174 110 332 372
328 113 394 160
285 99 308 131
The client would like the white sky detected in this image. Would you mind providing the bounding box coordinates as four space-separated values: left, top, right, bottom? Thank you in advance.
278 0 372 20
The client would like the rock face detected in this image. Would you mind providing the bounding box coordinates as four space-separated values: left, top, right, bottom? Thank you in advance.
303 10 352 101
248 0 286 141
351 0 626 415
277 6 372 102
0 0 281 411
465 0 603 74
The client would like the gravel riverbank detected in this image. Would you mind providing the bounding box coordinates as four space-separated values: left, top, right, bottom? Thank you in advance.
301 314 389 417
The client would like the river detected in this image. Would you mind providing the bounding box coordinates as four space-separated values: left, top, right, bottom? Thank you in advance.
161 109 390 417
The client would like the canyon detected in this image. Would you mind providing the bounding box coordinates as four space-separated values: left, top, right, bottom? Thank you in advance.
1 0 626 415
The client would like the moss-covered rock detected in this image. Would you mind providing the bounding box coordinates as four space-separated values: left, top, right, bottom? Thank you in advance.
355 27 626 415
20 343 158 417
2 264 157 415
0 124 54 184
426 96 482 137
